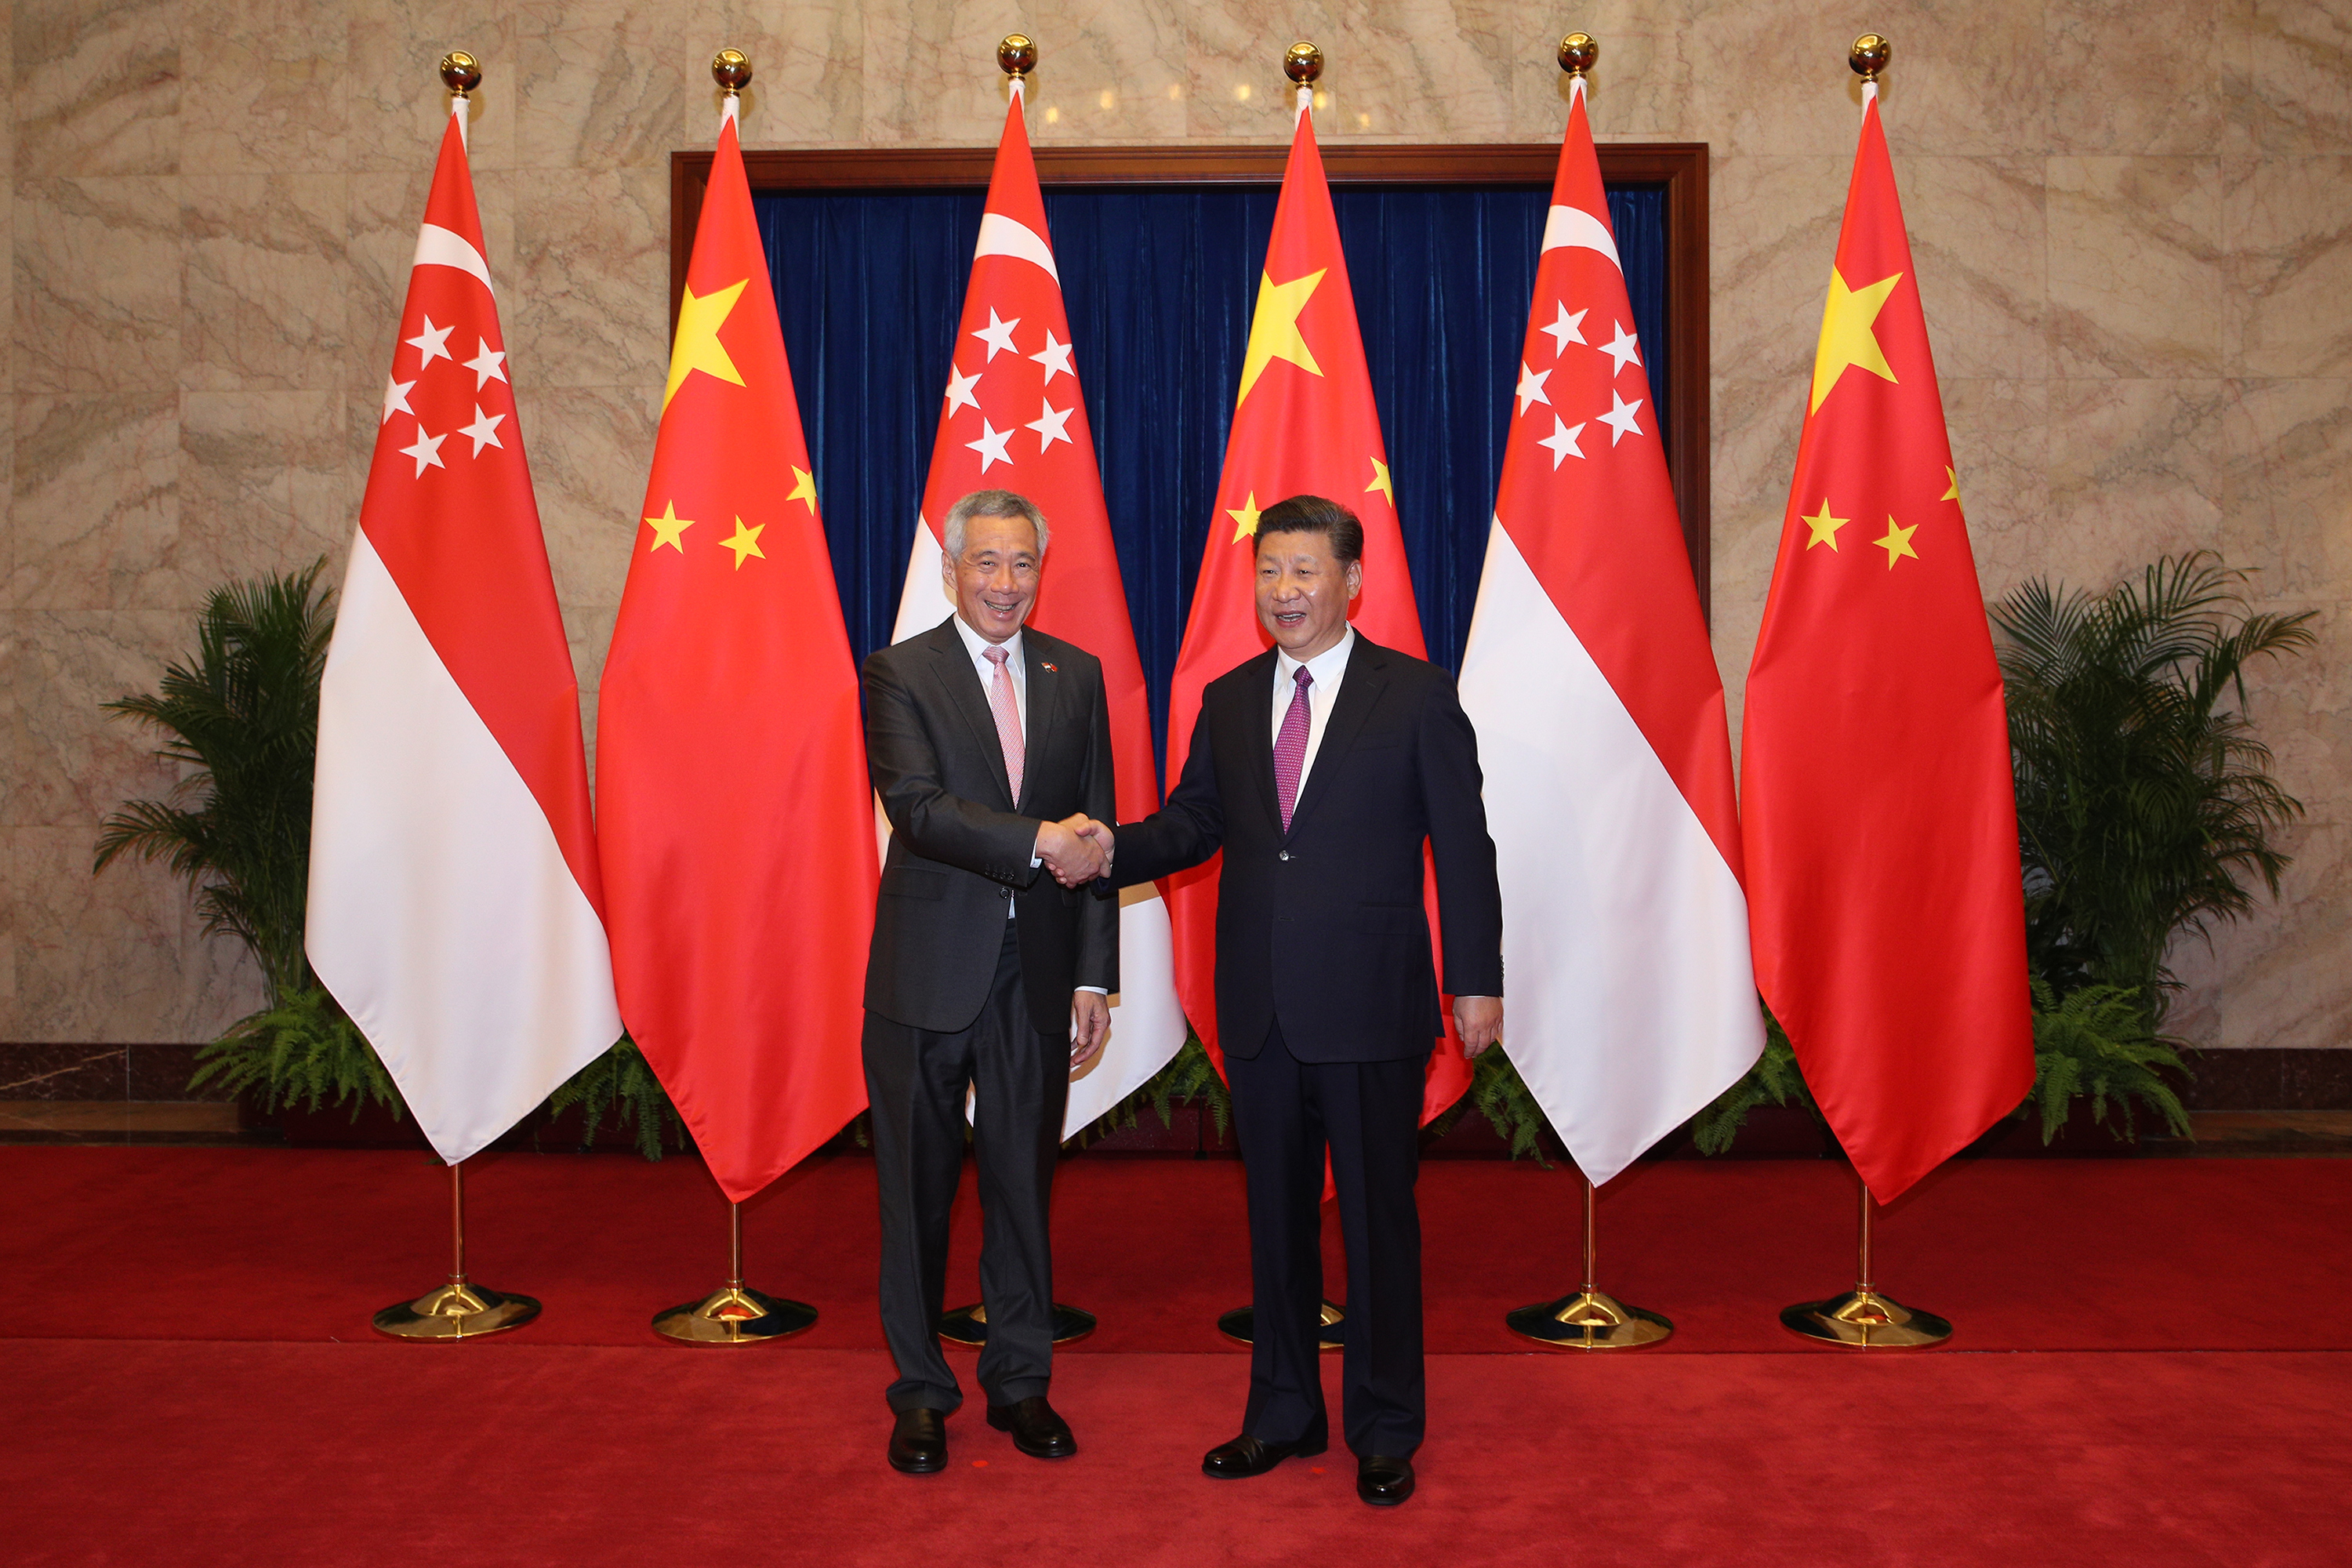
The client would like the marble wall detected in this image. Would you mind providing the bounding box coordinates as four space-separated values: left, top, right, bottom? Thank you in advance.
5 0 2346 1054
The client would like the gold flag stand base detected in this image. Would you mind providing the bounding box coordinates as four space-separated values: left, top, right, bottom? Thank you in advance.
652 1200 818 1345
372 1162 539 1340
373 1279 539 1340
653 1283 816 1345
1779 1287 1951 1348
1505 1171 1673 1349
1216 1300 1345 1352
938 1301 1097 1347
1781 1173 1953 1348
1507 1287 1672 1349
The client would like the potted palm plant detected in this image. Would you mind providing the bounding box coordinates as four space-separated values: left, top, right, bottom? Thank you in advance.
94 563 410 1135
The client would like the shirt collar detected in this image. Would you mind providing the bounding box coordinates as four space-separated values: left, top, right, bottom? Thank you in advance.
1276 626 1355 688
950 612 1023 667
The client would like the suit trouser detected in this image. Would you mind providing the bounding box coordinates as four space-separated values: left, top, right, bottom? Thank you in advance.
1226 1021 1428 1458
863 920 1068 1414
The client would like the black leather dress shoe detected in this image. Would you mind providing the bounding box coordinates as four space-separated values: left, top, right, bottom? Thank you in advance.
1356 1454 1415 1506
986 1396 1077 1459
1201 1432 1327 1479
887 1407 948 1475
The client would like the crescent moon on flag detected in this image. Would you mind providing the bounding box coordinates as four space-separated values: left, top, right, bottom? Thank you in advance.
411 223 495 297
1541 204 1621 272
973 212 1060 283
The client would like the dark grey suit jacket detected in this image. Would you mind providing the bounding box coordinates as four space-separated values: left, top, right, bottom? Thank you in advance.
861 616 1117 1036
1110 633 1502 1062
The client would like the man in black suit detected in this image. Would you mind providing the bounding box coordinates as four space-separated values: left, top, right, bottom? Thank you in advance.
860 488 1117 1475
1080 494 1503 1508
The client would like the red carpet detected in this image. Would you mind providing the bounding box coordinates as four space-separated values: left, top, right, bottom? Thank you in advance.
7 1340 2349 1565
5 1148 2351 1351
7 1149 2352 1563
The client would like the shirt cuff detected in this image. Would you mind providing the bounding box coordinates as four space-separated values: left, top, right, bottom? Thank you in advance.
1075 986 1109 996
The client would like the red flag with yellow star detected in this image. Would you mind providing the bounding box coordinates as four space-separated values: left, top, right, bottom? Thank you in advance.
595 102 877 1203
1165 91 1470 1123
1740 86 2033 1201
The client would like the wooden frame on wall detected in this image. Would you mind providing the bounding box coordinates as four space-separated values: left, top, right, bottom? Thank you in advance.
670 143 1712 616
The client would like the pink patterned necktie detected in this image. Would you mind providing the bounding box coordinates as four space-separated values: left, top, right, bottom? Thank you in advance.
984 644 1025 804
1273 665 1312 832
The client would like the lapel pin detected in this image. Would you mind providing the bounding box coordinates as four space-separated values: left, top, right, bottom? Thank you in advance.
1041 662 1058 673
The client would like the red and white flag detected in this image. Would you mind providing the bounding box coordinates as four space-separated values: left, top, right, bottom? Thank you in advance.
1457 79 1761 1187
308 100 620 1163
1167 86 1471 1123
885 81 1187 1136
596 100 878 1203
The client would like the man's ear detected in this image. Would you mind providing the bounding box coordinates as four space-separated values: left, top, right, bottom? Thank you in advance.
1345 560 1364 600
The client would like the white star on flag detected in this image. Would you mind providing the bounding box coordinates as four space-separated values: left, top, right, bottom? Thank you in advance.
971 309 1022 361
401 425 448 477
942 365 982 416
458 405 506 456
1515 361 1552 417
1597 389 1645 446
1029 329 1073 384
382 376 416 426
1026 398 1074 452
966 416 1014 471
1601 321 1643 375
1537 415 1587 469
463 338 507 390
1541 302 1589 357
405 316 455 368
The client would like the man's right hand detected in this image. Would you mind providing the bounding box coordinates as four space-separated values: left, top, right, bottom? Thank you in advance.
1035 815 1109 887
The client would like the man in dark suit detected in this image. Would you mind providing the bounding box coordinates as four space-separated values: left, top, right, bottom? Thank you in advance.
860 488 1117 1475
1080 494 1503 1508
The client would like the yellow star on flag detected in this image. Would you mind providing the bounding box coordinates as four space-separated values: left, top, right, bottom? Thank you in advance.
1365 456 1393 506
663 278 750 412
788 465 819 514
720 515 766 570
1801 500 1849 550
1236 269 1325 407
644 501 695 554
1943 466 1961 502
1227 491 1263 543
1875 515 1919 568
1809 267 1903 413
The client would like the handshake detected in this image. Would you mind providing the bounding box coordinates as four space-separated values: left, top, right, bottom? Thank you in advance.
1035 815 1116 888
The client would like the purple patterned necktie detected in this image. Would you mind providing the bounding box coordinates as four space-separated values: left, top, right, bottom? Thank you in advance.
1273 665 1313 832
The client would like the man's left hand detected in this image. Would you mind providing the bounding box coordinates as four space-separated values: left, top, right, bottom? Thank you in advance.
1070 991 1111 1073
1454 995 1503 1058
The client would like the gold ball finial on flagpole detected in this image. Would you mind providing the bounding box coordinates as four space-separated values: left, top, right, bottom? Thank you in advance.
711 49 753 96
1849 34 1891 84
1559 32 1598 78
1283 41 1324 85
998 34 1038 79
438 52 481 98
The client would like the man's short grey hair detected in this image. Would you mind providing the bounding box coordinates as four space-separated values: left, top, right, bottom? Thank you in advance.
942 488 1049 561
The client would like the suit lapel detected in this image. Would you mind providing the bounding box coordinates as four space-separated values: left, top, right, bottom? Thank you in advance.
1233 649 1283 833
1284 635 1388 839
1019 633 1058 815
924 619 1014 807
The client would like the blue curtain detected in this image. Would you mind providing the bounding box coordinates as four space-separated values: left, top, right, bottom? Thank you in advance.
758 183 1668 781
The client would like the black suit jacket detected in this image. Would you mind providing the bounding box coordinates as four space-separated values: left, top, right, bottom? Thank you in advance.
1112 634 1502 1062
862 617 1117 1036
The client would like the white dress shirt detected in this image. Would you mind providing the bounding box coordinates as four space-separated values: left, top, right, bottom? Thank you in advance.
1271 627 1356 797
949 612 1027 734
944 617 1105 996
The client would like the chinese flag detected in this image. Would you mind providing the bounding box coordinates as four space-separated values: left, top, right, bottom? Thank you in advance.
595 102 878 1203
886 82 1187 1138
1166 91 1470 1123
1740 86 2034 1202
